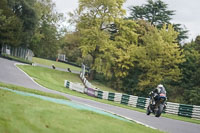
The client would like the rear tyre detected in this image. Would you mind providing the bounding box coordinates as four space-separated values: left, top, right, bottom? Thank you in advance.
155 104 164 117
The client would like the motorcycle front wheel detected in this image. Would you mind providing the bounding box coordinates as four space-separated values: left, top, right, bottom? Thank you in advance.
146 106 151 115
155 104 164 117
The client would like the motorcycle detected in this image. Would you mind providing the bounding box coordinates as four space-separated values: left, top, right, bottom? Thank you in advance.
146 92 167 117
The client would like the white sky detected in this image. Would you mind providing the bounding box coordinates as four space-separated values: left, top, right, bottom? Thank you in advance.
53 0 200 42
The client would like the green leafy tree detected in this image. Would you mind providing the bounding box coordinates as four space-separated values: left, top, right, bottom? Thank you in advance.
7 0 38 47
73 0 127 79
180 38 200 105
0 9 22 47
121 21 155 95
0 0 23 47
136 25 185 93
59 32 82 63
91 19 139 89
30 0 63 58
128 0 188 43
194 35 200 52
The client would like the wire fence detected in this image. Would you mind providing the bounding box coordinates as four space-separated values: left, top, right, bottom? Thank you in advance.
1 45 34 61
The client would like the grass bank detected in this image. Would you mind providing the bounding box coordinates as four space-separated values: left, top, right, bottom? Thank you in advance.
0 82 68 100
32 57 118 92
32 57 82 71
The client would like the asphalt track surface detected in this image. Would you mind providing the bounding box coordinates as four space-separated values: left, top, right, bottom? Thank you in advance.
0 57 200 133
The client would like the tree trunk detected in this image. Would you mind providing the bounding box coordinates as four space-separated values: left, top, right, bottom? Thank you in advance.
88 69 96 80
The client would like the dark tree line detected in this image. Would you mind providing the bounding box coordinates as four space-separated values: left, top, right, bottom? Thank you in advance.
128 0 188 44
0 0 64 58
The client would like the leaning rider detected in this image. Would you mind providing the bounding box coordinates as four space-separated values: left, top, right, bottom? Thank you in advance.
149 84 167 106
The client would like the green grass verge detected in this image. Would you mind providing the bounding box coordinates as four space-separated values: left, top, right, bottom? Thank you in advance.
0 82 69 100
0 87 163 133
90 80 121 93
18 65 200 125
162 113 200 124
32 57 82 71
33 57 117 92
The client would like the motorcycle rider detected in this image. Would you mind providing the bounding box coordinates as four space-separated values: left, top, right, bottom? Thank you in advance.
149 84 167 107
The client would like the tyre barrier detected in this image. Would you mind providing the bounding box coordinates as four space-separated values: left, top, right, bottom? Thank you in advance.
128 95 138 107
85 88 96 97
114 93 122 103
64 80 85 93
64 73 200 119
136 97 147 109
178 104 193 118
192 106 200 119
96 90 103 99
102 91 109 100
64 80 72 89
121 94 130 105
108 92 115 101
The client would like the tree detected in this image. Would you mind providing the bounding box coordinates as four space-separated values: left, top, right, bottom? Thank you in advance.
180 37 200 105
194 35 200 52
90 18 139 89
59 32 82 63
7 0 38 47
0 0 23 47
136 25 185 93
111 19 138 76
128 0 188 43
30 0 63 58
73 0 127 79
0 9 22 47
129 0 174 27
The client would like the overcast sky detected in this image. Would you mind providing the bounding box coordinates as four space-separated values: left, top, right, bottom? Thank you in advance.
53 0 200 42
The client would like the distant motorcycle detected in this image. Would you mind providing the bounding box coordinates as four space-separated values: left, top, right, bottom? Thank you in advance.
146 92 167 117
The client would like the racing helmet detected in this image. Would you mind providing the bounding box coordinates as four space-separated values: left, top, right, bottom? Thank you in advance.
157 84 166 93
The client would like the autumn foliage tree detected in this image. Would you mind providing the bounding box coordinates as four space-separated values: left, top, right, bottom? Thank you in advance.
72 0 129 79
137 25 185 90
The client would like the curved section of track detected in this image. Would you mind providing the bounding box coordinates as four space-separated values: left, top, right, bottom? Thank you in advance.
0 57 199 133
